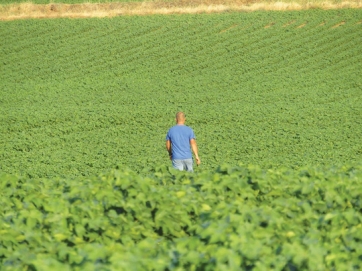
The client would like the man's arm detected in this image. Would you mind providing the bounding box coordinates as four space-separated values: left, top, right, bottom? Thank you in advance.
190 139 201 165
166 140 172 160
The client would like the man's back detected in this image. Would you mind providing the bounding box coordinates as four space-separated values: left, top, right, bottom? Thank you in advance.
165 112 200 171
166 125 195 159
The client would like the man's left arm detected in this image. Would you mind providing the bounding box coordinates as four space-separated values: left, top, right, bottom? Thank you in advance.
190 139 201 165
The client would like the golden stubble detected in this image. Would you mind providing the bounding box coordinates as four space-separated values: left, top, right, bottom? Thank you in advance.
0 0 361 20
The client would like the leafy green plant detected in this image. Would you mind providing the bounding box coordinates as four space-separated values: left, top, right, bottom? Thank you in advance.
1 164 361 270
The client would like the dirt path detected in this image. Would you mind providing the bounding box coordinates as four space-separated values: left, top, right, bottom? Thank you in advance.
1 1 361 21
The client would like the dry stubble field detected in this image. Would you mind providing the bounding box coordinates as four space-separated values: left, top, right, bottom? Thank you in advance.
1 0 362 20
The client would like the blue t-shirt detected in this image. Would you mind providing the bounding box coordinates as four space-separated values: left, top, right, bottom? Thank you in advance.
166 125 195 159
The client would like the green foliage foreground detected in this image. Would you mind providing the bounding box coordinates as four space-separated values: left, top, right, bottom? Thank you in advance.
1 164 361 270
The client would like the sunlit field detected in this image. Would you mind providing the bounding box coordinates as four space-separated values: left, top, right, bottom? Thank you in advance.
1 4 361 270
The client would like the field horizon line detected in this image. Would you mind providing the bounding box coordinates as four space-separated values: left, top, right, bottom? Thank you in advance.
1 1 362 20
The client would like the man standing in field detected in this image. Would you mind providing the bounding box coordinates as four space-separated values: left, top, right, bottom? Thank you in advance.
166 112 201 172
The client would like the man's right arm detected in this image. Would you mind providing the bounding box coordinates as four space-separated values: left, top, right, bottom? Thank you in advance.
166 140 172 160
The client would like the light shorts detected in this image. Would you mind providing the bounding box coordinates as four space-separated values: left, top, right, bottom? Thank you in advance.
172 159 193 172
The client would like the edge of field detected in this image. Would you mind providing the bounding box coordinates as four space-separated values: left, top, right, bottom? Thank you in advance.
1 0 362 20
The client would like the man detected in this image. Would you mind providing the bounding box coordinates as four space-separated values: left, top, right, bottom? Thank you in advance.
165 112 201 172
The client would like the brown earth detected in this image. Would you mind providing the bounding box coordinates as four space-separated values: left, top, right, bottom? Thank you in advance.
0 1 361 21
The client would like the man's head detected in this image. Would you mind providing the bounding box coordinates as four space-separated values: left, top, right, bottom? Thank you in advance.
176 111 186 124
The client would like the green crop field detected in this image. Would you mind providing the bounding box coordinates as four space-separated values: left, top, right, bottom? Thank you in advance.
1 9 362 178
1 6 362 270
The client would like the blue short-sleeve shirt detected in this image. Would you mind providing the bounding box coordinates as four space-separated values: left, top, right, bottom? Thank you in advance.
166 125 195 159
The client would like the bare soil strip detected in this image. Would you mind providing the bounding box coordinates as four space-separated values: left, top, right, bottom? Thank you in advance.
1 1 361 21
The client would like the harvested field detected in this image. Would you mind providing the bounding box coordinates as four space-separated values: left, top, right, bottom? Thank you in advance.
1 0 362 20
